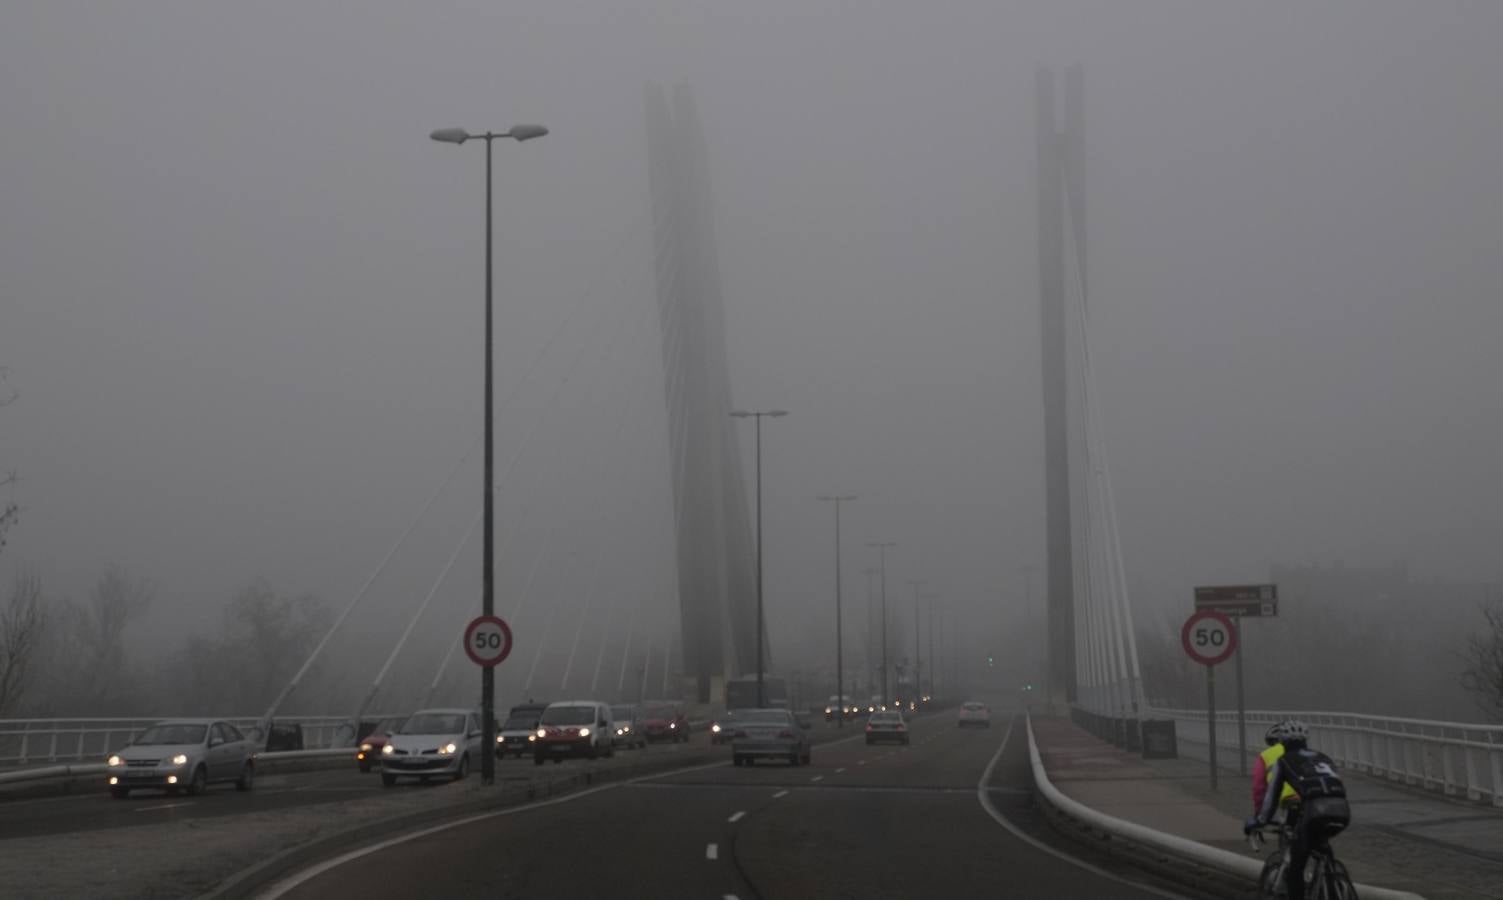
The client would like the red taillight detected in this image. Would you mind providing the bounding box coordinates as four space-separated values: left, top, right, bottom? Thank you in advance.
896 724 906 731
865 724 873 732
777 729 794 739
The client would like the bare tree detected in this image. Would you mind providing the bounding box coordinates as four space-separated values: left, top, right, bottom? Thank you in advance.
0 368 18 556
44 566 154 713
0 570 45 716
1460 600 1503 721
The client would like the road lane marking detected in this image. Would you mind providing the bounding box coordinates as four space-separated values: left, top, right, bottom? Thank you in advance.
724 896 739 900
809 775 823 782
255 756 731 899
706 842 719 860
727 810 745 823
773 790 788 798
975 716 1188 900
857 760 866 766
133 802 195 812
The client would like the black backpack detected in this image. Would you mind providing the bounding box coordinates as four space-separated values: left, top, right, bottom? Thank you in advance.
1284 748 1351 830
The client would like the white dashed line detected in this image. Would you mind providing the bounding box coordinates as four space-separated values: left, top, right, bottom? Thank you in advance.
835 767 846 774
857 760 867 766
773 790 789 798
133 802 195 813
724 895 740 900
810 775 823 782
706 842 719 860
727 810 746 823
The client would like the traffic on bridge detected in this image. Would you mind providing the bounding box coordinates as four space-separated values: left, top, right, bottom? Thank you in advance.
4 3 1503 899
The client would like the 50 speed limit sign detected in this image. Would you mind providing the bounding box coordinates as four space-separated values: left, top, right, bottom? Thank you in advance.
464 615 514 668
1181 609 1237 667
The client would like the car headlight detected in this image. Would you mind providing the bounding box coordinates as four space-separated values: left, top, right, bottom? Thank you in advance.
615 729 623 736
171 754 189 766
824 707 832 714
669 722 676 729
108 755 123 767
622 725 630 732
440 742 457 755
382 744 395 755
537 728 547 739
711 724 721 733
497 735 505 743
360 743 373 752
528 734 536 742
578 727 590 738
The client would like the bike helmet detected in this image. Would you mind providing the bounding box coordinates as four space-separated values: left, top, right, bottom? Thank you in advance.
1282 719 1310 743
1263 721 1287 745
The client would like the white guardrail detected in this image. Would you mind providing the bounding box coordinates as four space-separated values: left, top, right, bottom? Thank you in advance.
1144 706 1503 808
0 716 396 768
1026 715 1425 900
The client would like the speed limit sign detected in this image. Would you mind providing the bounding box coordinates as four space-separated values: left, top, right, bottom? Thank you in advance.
1181 610 1237 667
464 615 514 668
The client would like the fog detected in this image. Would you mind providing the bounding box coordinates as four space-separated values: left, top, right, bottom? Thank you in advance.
2 2 1501 719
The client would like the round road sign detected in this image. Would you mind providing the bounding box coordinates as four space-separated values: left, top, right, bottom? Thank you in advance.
464 615 514 667
1181 610 1237 667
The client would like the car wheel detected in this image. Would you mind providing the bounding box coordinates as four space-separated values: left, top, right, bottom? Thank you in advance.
865 737 874 745
454 754 469 781
235 762 254 792
110 787 130 799
534 755 545 767
552 757 562 765
732 755 742 767
359 760 372 773
382 773 397 787
802 751 811 765
744 756 754 767
186 765 208 796
788 752 800 767
605 743 615 758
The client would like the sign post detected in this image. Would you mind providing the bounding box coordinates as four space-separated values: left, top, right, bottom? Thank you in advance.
1194 585 1277 779
1182 609 1237 791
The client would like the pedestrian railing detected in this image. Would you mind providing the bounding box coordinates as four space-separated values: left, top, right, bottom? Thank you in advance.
1146 706 1503 807
0 714 397 767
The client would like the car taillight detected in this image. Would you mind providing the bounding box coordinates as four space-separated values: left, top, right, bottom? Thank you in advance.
777 729 794 739
865 724 873 732
896 724 906 731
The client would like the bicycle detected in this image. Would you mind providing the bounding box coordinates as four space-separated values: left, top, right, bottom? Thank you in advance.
1249 825 1358 899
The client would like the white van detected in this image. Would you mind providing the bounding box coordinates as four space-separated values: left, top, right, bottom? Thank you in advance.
533 700 614 763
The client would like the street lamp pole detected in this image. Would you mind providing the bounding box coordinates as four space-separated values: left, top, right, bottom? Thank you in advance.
864 567 878 699
430 123 548 786
868 542 895 704
819 495 857 727
908 580 925 706
731 409 788 708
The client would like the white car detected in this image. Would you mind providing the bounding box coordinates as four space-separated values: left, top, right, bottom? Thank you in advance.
957 701 992 728
380 708 483 785
534 701 615 763
106 719 256 798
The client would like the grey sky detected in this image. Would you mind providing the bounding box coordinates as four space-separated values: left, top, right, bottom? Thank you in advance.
3 2 1501 703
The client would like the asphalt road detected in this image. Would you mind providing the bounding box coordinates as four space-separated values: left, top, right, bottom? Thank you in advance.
263 710 1192 900
0 740 711 841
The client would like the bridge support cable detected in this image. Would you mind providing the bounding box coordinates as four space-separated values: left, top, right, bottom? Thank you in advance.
257 431 479 734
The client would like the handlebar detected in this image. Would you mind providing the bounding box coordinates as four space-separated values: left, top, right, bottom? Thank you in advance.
1247 829 1266 852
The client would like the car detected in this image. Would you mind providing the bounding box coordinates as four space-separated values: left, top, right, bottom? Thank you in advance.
106 719 256 799
380 708 482 785
533 700 614 764
640 700 689 743
824 694 859 721
865 710 910 744
731 708 812 767
709 709 740 745
496 702 548 758
957 701 992 728
610 704 647 749
356 716 406 772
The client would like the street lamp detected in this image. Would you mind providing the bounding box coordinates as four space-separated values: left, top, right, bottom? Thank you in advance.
867 542 895 703
908 580 925 707
429 122 548 786
730 409 788 707
818 495 856 727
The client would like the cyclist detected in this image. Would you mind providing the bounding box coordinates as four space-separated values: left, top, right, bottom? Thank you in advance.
1243 720 1351 900
1251 719 1297 818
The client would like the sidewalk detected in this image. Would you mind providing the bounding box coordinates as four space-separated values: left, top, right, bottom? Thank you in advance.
1032 717 1503 900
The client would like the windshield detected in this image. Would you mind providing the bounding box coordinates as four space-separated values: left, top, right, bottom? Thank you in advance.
501 716 537 730
610 706 633 719
642 705 676 719
871 713 901 723
133 724 206 745
540 706 595 726
400 713 466 735
376 717 405 733
962 702 985 711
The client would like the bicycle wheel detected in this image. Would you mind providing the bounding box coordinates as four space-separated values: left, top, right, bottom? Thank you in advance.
1326 860 1358 900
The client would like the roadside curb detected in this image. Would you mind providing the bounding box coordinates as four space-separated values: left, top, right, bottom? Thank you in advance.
1025 715 1426 900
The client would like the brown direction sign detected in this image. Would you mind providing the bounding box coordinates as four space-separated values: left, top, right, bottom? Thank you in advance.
1194 583 1278 618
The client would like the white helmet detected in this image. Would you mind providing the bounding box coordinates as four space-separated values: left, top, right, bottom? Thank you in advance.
1282 719 1309 742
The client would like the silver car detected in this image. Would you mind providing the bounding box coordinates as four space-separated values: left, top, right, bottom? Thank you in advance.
380 708 483 785
730 708 812 767
106 719 256 799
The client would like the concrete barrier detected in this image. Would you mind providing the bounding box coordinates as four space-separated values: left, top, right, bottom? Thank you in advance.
1026 715 1425 900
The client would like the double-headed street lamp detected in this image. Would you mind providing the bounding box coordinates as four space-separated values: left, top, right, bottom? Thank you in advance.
730 409 787 707
818 495 856 727
429 123 548 786
867 541 895 703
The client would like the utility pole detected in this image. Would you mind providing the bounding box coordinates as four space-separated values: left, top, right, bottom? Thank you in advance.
908 580 925 705
818 496 856 727
868 542 896 703
731 409 788 708
864 567 878 699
